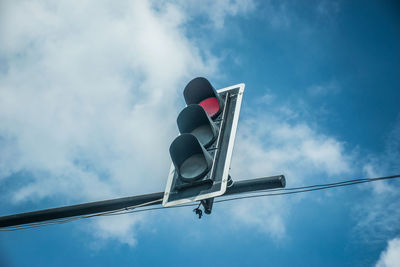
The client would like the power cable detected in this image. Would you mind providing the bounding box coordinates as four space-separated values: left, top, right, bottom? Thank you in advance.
104 174 400 215
257 174 400 193
1 174 399 231
215 177 398 203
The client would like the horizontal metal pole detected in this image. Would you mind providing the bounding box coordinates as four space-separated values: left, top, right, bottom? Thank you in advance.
0 175 285 228
0 192 163 228
225 175 285 196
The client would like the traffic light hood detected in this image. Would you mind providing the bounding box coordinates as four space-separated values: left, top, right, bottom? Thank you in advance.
177 104 218 148
169 133 213 183
183 77 223 119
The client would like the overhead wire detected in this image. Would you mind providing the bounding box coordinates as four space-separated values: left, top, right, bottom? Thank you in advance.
102 174 400 214
1 174 399 231
256 174 400 193
215 175 400 203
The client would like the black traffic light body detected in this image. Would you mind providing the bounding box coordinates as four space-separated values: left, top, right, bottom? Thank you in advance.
163 78 245 207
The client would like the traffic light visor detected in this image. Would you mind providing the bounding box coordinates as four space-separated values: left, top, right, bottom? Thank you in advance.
169 134 213 182
183 77 223 119
177 104 218 148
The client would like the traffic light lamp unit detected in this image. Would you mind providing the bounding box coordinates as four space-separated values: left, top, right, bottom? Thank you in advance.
163 77 245 209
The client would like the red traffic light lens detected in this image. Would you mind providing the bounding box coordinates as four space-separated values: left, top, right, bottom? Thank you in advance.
199 97 220 119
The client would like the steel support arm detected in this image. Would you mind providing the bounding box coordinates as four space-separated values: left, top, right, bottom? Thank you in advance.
0 175 285 228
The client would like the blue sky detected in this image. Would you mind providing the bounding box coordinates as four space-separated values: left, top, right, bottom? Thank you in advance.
0 0 399 266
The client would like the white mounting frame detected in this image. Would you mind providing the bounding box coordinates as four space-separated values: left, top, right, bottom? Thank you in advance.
162 83 245 207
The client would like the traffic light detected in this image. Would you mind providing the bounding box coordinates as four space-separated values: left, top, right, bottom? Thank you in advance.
163 77 245 208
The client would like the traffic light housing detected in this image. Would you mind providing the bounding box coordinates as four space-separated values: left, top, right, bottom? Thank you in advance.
163 77 245 207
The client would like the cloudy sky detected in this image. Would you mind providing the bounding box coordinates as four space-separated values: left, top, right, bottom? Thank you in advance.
0 0 399 266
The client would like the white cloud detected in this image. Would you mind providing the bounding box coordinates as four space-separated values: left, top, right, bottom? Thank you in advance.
353 117 400 243
307 81 340 97
174 0 256 29
232 111 352 179
255 89 275 105
376 237 400 267
227 105 353 239
0 0 220 245
90 214 145 247
204 0 255 29
0 0 259 246
229 106 400 243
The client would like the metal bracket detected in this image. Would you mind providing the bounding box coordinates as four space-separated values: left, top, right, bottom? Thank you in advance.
201 198 214 215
